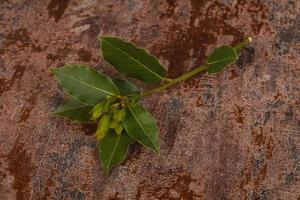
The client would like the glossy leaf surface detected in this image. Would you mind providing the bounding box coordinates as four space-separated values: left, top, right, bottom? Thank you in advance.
123 103 160 153
54 98 93 122
113 79 140 96
51 65 119 105
207 45 238 73
99 130 134 175
101 36 166 83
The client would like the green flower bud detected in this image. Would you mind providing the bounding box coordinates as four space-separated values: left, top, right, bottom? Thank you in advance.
95 118 108 140
95 126 106 140
90 102 105 120
100 114 111 134
109 119 118 129
114 109 126 122
102 101 110 114
114 123 123 135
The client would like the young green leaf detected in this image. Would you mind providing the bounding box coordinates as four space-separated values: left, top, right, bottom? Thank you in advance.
54 98 93 122
99 130 134 175
113 79 140 96
100 36 166 83
123 103 160 153
207 45 238 73
51 65 119 105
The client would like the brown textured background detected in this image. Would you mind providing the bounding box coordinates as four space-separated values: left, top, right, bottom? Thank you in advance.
0 0 299 199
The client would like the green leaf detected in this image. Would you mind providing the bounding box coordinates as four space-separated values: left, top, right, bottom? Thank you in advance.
54 98 93 122
51 65 119 105
101 36 166 83
207 45 238 73
123 103 160 153
99 130 134 175
113 79 140 96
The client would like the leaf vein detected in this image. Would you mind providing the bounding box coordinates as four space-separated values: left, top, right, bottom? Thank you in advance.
103 39 163 80
58 71 116 96
128 105 157 151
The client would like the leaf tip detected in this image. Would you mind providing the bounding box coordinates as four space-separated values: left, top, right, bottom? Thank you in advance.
154 146 160 154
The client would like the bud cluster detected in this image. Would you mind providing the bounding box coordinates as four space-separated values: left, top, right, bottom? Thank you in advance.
90 96 126 140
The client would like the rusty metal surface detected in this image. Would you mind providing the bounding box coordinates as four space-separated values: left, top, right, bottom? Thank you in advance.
0 0 299 199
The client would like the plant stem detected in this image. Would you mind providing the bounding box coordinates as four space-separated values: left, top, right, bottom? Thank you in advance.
234 37 252 51
136 37 252 98
140 64 208 97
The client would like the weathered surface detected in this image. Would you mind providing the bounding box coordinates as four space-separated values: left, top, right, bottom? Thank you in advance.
0 0 299 199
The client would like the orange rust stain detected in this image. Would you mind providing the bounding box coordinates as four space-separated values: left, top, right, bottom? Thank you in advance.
135 167 199 199
229 69 239 80
171 172 196 199
0 65 26 96
253 163 268 190
47 0 71 22
274 90 282 100
196 96 204 107
42 171 56 199
266 137 274 159
234 105 245 124
7 139 34 200
135 183 144 200
160 0 177 18
4 28 31 48
238 157 254 200
19 93 38 123
77 48 93 62
251 128 266 147
251 127 274 159
108 192 121 200
0 28 43 53
238 156 270 197
234 0 273 35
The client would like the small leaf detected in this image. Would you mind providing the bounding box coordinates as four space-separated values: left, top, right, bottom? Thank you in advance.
101 36 166 83
102 101 110 114
207 45 238 73
51 65 119 105
113 79 140 96
109 119 118 129
54 98 93 122
123 103 160 153
99 130 134 175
